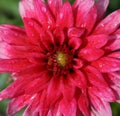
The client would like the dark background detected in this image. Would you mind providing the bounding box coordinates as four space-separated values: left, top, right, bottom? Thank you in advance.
0 0 120 116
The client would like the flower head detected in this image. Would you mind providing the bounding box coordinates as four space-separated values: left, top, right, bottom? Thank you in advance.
0 0 120 116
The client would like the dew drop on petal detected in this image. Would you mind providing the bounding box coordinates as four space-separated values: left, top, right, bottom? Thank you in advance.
31 34 35 37
28 21 34 26
101 23 105 27
3 31 8 35
60 13 63 19
42 7 47 13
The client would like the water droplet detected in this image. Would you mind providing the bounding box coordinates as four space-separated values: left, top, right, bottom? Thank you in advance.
99 64 103 68
28 21 33 26
31 34 34 37
81 24 86 27
15 33 18 36
101 23 105 27
3 31 8 35
31 94 36 100
60 13 63 19
42 7 47 13
48 25 50 29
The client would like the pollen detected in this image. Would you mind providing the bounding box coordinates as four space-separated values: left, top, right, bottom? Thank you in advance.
56 51 68 67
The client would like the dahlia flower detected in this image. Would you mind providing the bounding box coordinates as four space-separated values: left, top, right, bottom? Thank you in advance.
0 0 120 116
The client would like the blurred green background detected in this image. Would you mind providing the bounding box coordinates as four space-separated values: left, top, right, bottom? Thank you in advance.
0 0 120 116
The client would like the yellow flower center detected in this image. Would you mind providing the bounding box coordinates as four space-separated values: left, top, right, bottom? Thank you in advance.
56 51 68 67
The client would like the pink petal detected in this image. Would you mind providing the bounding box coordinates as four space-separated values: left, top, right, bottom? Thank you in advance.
52 101 62 116
69 70 87 89
85 66 116 102
23 18 42 44
53 28 65 46
56 2 73 28
79 47 104 61
92 57 120 72
0 42 38 59
40 30 54 51
75 0 97 33
86 34 108 48
107 72 120 87
19 0 35 18
0 25 28 45
78 92 90 116
0 76 33 100
93 9 120 34
23 94 41 116
0 42 10 59
0 58 30 72
68 27 85 38
14 64 47 79
25 77 50 95
48 0 62 17
61 77 75 101
108 52 120 59
73 58 83 69
111 85 120 101
68 37 82 50
7 95 31 116
33 0 55 30
89 88 112 116
95 0 109 21
59 98 77 116
105 34 120 51
46 77 61 106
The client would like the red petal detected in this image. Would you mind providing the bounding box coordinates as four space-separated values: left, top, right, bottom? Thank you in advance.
105 34 120 51
107 72 120 87
95 0 109 21
86 34 108 48
14 65 46 78
25 76 50 95
48 0 62 17
0 42 39 59
73 58 83 69
69 70 87 89
40 30 54 51
23 94 41 116
89 88 112 116
61 77 75 101
75 0 96 33
79 47 104 61
34 0 55 30
92 57 120 72
85 66 116 102
52 101 62 116
53 28 65 46
93 9 120 34
0 58 30 72
68 37 82 50
68 27 85 38
23 18 42 44
7 95 31 116
0 25 28 45
78 92 90 116
19 0 35 18
46 77 61 106
59 98 77 116
0 76 34 100
108 52 120 59
56 2 73 28
0 42 10 59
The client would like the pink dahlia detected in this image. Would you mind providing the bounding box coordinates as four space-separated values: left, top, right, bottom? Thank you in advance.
0 0 120 116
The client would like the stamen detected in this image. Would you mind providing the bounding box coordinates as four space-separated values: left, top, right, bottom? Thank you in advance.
56 51 68 67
